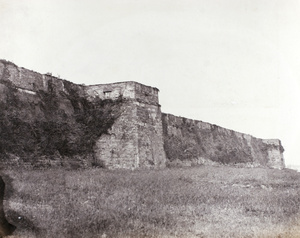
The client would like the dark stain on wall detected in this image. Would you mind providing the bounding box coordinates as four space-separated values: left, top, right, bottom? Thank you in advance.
0 175 15 237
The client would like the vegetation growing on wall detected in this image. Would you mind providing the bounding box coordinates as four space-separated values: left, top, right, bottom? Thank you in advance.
162 114 271 166
0 80 122 167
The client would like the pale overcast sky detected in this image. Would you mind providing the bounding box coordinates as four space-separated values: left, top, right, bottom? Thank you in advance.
1 0 300 168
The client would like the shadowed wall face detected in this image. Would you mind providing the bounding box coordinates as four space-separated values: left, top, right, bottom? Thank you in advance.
162 113 284 169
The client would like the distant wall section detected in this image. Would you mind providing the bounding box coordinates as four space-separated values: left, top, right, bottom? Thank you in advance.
162 113 285 169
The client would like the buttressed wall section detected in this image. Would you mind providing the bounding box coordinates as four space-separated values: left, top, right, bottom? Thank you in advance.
85 82 166 169
0 60 284 169
0 60 166 169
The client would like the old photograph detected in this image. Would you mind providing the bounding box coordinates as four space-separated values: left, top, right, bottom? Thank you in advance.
0 0 299 237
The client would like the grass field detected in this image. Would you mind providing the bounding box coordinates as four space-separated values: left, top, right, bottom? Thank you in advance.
2 165 300 238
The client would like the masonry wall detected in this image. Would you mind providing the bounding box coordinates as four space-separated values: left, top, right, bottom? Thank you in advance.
0 60 87 124
0 60 167 169
0 60 117 168
93 101 139 169
162 113 285 169
85 82 136 100
0 60 82 95
135 101 166 168
0 59 285 170
84 81 160 104
86 82 166 169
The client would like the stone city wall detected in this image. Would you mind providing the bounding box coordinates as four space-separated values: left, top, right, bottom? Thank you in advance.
0 60 166 169
93 100 166 169
85 81 159 105
86 81 165 169
162 113 285 169
85 81 165 169
0 60 85 97
0 60 285 169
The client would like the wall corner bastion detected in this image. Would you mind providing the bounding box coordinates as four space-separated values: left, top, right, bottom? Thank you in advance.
84 81 166 169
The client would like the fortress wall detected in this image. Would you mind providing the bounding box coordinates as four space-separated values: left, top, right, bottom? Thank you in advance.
262 139 285 169
134 83 159 105
94 101 139 169
0 60 48 92
162 113 285 169
0 60 85 96
0 60 166 169
0 60 87 123
86 81 166 169
89 83 166 169
85 82 136 100
85 81 159 105
92 100 166 169
135 101 166 168
0 59 285 170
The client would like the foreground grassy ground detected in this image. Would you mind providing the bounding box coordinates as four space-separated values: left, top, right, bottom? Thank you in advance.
2 165 300 238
